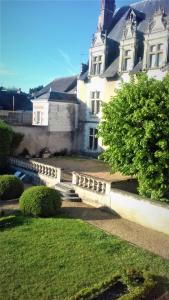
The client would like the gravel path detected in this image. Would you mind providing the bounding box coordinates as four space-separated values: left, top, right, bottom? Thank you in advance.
61 200 169 260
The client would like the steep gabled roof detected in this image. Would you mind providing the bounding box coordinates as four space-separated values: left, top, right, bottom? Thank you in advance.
35 75 77 98
80 0 169 81
32 90 77 104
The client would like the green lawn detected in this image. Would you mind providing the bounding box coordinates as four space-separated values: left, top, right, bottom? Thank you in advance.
0 215 169 300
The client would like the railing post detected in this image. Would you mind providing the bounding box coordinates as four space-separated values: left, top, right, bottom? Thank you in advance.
72 172 77 185
105 182 111 195
57 168 61 183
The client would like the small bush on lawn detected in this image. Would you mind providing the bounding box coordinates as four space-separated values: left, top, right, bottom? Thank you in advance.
19 186 62 217
0 175 24 200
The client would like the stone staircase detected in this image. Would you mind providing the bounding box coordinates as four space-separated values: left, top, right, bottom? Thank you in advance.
55 182 81 202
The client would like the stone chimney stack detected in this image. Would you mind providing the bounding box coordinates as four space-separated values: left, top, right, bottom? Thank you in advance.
97 0 116 33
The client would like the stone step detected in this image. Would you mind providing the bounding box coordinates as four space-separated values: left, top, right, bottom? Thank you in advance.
55 183 75 194
62 195 81 202
61 192 79 197
55 182 81 202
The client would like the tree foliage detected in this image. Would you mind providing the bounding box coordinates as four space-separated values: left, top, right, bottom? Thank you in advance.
98 73 169 200
0 121 14 172
0 121 23 173
29 85 43 95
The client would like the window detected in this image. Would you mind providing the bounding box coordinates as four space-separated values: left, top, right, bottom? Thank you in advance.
123 50 132 71
157 44 163 67
91 91 101 115
149 44 164 68
89 128 98 150
34 111 42 124
92 56 102 75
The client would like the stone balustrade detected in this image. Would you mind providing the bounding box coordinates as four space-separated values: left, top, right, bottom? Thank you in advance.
72 172 111 195
9 157 61 183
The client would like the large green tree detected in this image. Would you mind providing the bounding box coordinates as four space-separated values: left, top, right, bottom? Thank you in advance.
98 73 169 200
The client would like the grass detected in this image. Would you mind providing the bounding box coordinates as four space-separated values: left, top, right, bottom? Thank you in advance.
0 214 169 300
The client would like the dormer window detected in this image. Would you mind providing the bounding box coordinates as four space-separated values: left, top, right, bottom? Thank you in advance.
91 91 101 115
123 50 132 71
149 44 164 68
92 55 102 75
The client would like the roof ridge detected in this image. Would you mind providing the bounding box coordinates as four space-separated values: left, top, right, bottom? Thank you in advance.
130 0 155 8
52 75 78 82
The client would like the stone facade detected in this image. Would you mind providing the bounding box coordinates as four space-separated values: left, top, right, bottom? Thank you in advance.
11 125 77 156
77 0 169 155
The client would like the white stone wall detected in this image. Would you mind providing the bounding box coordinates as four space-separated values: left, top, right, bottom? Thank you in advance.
73 185 169 236
11 125 75 155
48 102 78 132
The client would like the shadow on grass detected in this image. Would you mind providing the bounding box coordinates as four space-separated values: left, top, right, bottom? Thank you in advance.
146 275 169 300
0 213 33 231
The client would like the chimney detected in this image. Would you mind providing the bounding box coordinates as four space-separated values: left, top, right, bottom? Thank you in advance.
97 0 116 33
80 63 88 75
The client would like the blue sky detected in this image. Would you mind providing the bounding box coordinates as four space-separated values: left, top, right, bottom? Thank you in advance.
0 0 139 92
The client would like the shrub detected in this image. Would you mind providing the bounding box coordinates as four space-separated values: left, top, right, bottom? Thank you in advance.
0 175 24 200
19 186 62 217
0 121 24 172
10 132 24 155
0 121 13 172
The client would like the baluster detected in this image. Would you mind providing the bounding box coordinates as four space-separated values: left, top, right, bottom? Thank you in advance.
83 176 86 187
87 177 90 189
96 181 100 192
91 179 95 190
79 175 82 186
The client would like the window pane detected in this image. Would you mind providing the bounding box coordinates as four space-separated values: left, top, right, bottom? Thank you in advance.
157 52 163 67
98 63 102 74
150 54 156 68
96 101 101 114
91 92 95 99
150 45 156 52
93 56 97 62
89 136 93 149
91 100 95 114
124 58 132 71
36 111 41 124
158 44 163 51
98 56 102 62
94 137 98 150
93 64 97 75
90 128 94 135
96 91 100 99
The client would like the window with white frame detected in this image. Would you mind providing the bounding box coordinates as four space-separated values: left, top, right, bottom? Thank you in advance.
92 55 102 75
149 43 164 68
34 111 42 124
123 50 132 71
89 128 98 150
91 91 101 115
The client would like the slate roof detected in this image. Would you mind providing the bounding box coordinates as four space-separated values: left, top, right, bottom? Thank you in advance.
35 75 77 98
79 0 169 81
130 60 143 74
32 91 77 103
0 90 32 111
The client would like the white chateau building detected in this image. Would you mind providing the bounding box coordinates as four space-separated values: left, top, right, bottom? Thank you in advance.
29 0 169 157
